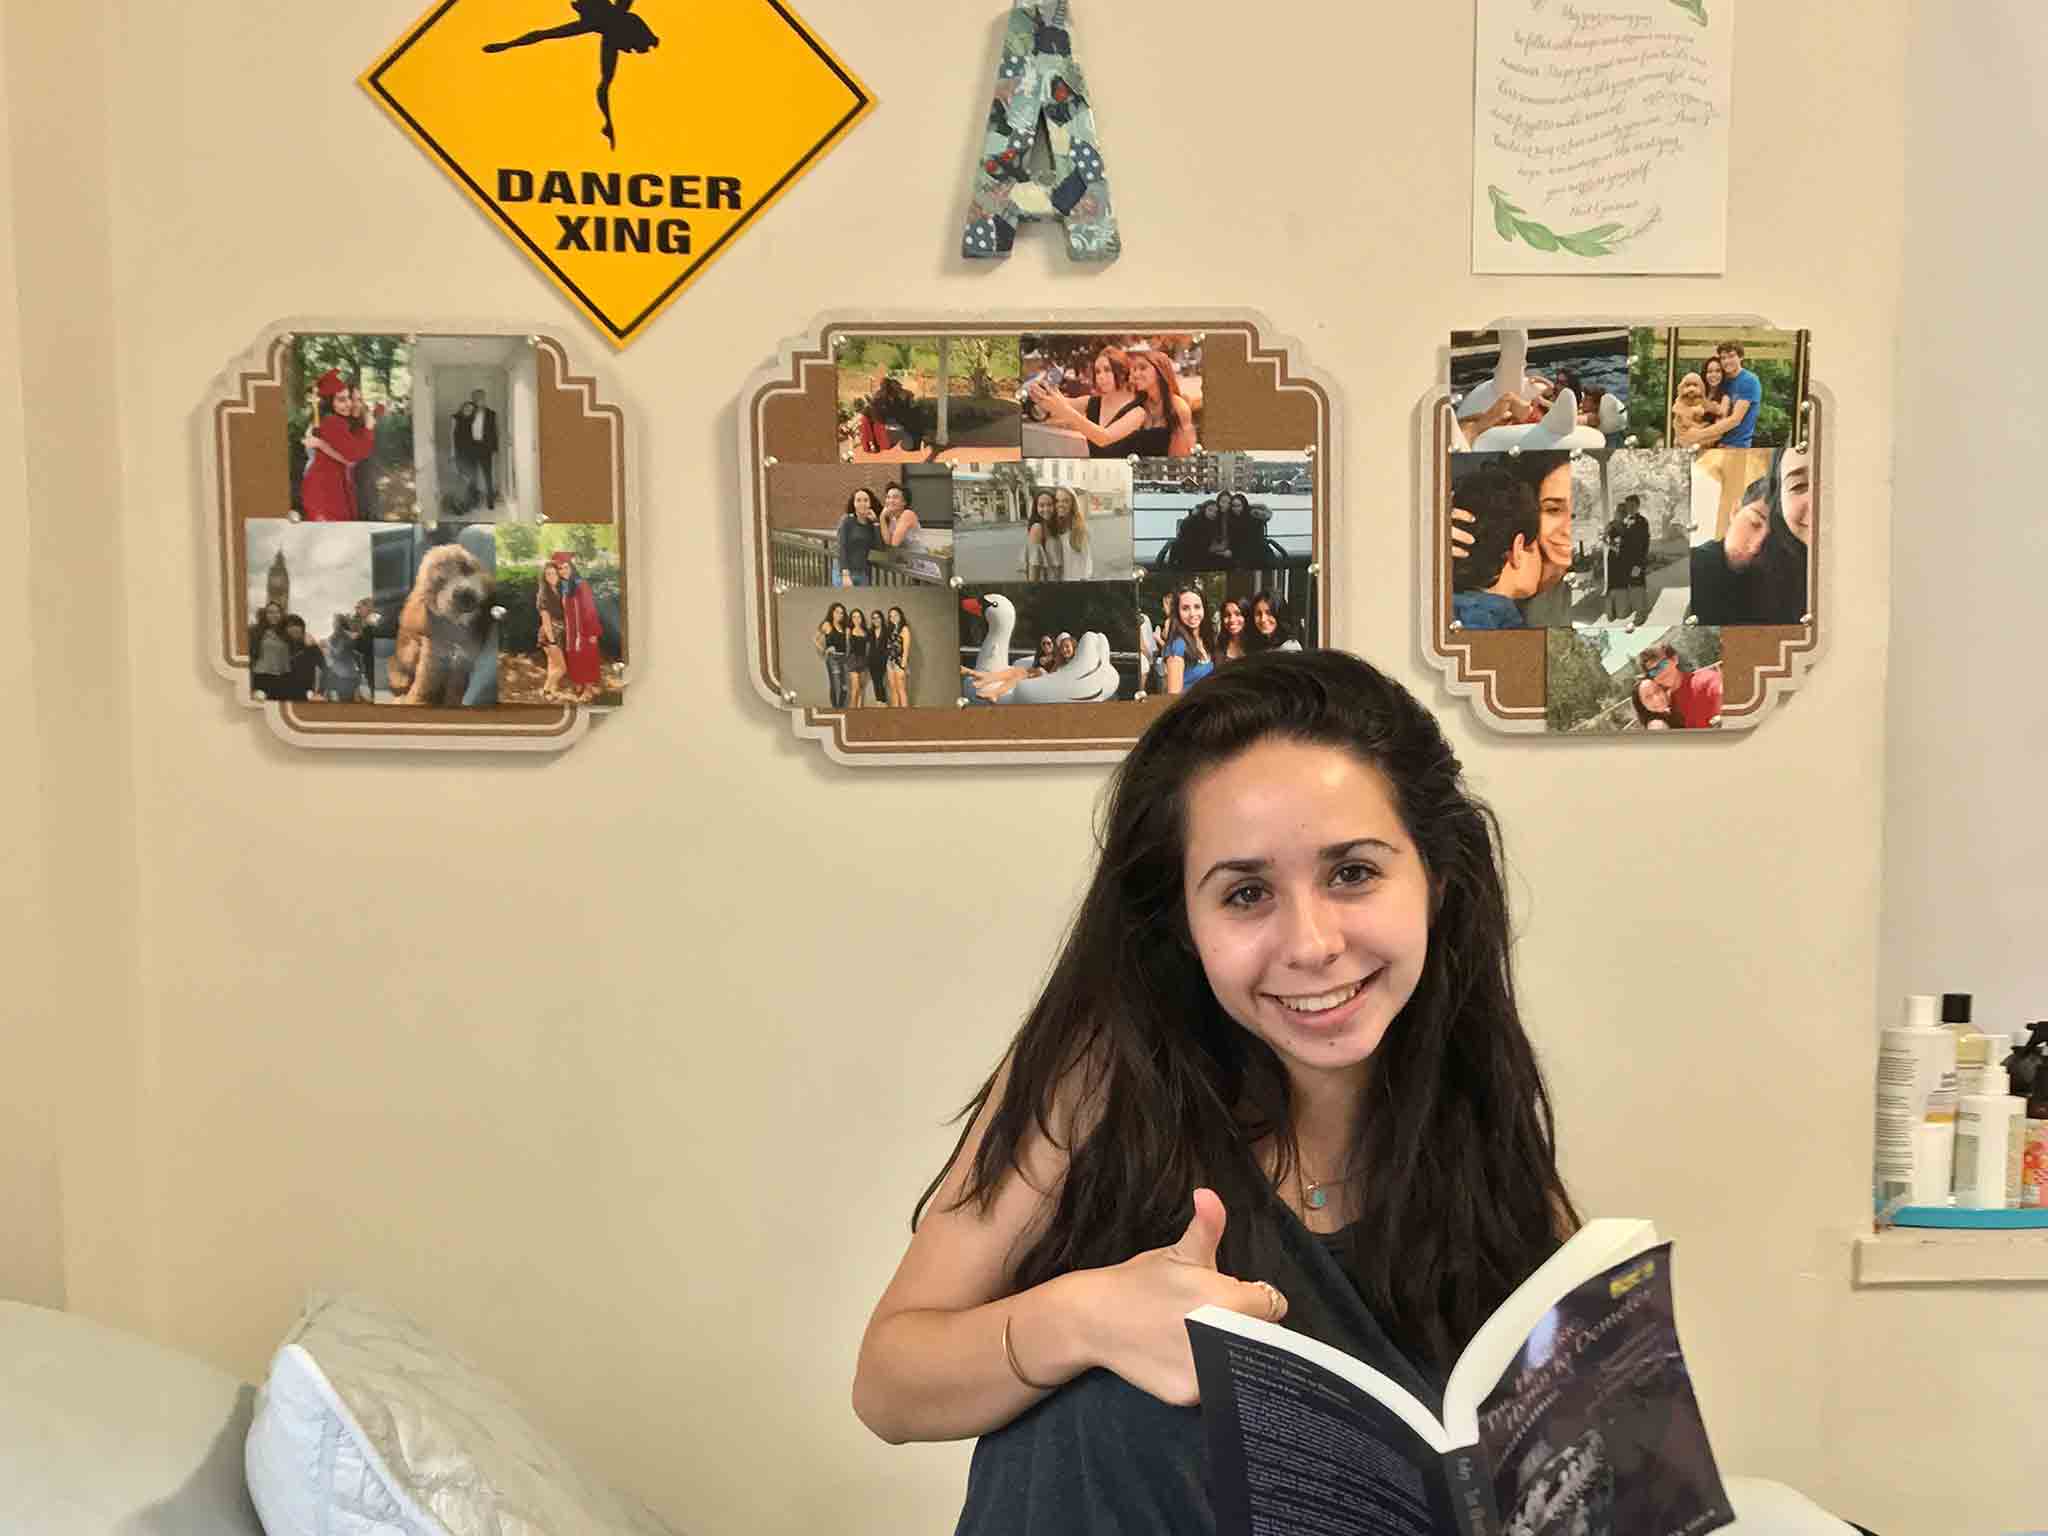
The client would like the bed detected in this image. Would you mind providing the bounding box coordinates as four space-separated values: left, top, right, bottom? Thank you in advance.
1 1298 1866 1535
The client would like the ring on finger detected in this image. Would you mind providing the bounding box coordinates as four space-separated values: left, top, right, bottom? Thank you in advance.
1255 1281 1282 1321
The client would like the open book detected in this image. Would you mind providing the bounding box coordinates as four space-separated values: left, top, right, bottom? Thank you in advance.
1187 1219 1731 1536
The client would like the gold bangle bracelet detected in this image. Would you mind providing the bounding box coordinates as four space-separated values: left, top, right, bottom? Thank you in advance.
1002 1312 1058 1392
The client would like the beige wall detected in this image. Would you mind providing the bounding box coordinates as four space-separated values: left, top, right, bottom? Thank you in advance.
12 0 2036 1532
1848 5 2048 1532
0 1 64 1314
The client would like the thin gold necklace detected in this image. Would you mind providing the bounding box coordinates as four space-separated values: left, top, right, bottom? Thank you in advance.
1299 1161 1356 1212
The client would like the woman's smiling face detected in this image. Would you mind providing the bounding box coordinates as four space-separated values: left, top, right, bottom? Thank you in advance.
1181 739 1431 1099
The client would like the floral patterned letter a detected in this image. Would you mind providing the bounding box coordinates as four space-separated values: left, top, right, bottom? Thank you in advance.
961 1 1119 262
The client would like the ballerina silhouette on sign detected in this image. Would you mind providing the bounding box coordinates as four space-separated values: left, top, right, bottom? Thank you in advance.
483 1 660 151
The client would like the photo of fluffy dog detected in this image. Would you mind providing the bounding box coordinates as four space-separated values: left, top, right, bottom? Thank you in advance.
388 538 499 706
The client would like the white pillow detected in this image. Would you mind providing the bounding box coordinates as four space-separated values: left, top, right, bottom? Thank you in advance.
244 1293 681 1536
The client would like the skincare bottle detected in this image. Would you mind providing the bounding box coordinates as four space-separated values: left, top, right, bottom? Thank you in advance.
1954 1036 2024 1210
1942 993 1973 1029
2012 1023 2048 1209
1877 994 1953 1210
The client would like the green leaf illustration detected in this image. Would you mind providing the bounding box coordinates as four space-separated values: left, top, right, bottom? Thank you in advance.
1669 0 1707 25
1486 186 1631 259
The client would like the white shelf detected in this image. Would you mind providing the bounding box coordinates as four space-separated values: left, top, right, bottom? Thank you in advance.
1853 1228 2048 1286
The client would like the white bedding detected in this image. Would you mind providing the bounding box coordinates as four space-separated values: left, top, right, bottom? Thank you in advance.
0 1299 265 1536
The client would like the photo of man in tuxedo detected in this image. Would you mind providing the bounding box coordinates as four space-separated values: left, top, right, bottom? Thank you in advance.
452 388 501 514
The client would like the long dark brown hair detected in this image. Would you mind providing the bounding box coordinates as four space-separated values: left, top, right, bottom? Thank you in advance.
915 649 1577 1373
1747 445 1810 625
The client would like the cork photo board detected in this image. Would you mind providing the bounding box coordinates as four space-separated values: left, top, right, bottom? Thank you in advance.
1421 319 1825 736
202 322 635 752
738 314 1337 766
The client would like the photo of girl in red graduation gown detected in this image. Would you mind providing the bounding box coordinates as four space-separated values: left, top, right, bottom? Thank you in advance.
298 370 380 522
552 550 604 703
288 334 417 521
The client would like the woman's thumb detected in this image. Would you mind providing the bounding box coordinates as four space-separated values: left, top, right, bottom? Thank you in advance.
1172 1187 1228 1268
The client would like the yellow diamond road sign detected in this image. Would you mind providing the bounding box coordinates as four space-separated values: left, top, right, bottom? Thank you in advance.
365 0 873 347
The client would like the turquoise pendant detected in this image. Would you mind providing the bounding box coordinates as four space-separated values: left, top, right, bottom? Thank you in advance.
1306 1185 1327 1211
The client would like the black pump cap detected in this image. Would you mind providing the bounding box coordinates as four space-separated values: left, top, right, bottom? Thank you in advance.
1941 993 1972 1024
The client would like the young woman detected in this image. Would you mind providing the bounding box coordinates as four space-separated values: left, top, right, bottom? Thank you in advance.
1030 348 1195 458
880 482 924 552
872 376 925 454
1701 357 1729 426
867 608 891 706
886 605 913 708
536 559 569 701
1247 591 1302 652
1748 443 1812 625
968 632 1056 703
853 651 1579 1532
300 373 377 522
320 612 365 703
837 487 883 588
814 602 850 708
1052 487 1093 581
1080 347 1142 460
554 552 604 703
1161 586 1215 695
1687 443 1812 627
1201 498 1233 565
275 615 323 702
1216 598 1251 663
1021 489 1062 582
249 601 291 699
1632 678 1678 730
847 608 873 709
1225 494 1262 564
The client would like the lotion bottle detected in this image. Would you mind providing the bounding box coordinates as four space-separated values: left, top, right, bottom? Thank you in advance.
2011 1023 2048 1209
1954 1036 2023 1210
1877 994 1953 1210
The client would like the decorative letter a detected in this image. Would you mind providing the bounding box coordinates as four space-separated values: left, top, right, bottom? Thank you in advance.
961 1 1119 262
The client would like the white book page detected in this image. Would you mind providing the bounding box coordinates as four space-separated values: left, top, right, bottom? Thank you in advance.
1186 1305 1452 1455
1440 1216 1660 1444
1471 0 1734 274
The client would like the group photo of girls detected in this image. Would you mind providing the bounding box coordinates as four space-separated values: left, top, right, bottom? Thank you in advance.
1136 571 1314 698
762 464 956 591
774 586 957 712
1545 622 1726 732
957 583 1141 705
835 335 1023 463
833 479 941 587
288 333 417 522
1019 334 1202 459
243 522 384 702
1132 452 1315 570
951 459 1135 583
